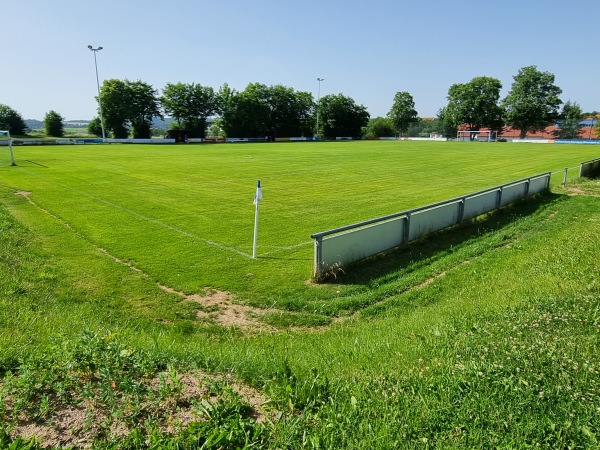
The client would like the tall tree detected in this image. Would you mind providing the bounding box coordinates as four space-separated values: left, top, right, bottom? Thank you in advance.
0 104 27 135
219 83 314 138
363 117 395 139
436 107 458 139
98 79 131 138
553 100 584 140
43 110 64 137
387 91 418 137
503 66 563 139
127 80 162 139
266 85 314 137
98 79 161 138
161 83 220 138
219 83 269 138
318 94 370 139
445 76 504 132
87 117 103 137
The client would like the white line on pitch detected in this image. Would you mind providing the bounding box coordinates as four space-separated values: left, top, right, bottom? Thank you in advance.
21 169 252 258
259 240 313 257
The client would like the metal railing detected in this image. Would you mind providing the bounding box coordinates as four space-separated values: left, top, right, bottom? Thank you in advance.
311 172 551 279
580 158 600 178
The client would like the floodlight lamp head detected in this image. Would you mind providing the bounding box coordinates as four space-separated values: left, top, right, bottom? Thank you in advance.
98 46 103 50
88 45 93 49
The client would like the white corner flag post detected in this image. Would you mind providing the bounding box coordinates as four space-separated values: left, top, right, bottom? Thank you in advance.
252 180 263 259
1 131 15 166
8 131 15 166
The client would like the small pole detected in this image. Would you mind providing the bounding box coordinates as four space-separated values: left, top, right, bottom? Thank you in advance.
316 78 324 139
252 203 259 259
252 180 262 259
7 131 15 166
88 45 106 141
563 168 568 187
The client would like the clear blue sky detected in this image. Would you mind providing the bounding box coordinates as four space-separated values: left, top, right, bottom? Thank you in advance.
3 0 599 121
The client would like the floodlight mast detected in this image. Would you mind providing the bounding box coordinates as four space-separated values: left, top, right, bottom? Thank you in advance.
88 45 106 141
316 78 324 139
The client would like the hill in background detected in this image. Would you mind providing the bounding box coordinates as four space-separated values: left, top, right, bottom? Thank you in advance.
25 118 176 131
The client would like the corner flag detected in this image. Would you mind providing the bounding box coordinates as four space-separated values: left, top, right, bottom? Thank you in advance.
252 180 262 258
0 130 15 166
253 180 263 205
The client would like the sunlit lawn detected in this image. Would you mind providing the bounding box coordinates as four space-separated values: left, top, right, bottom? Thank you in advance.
0 140 597 308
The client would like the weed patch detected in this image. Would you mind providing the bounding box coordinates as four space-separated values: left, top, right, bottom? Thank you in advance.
0 332 270 448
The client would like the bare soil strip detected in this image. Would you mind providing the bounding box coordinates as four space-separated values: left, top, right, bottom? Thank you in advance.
7 370 270 449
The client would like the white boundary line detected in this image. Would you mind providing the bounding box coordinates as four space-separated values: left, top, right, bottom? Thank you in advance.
20 169 254 258
259 240 313 257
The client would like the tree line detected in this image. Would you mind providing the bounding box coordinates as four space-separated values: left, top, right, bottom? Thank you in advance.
1 65 598 140
367 65 596 140
85 80 372 140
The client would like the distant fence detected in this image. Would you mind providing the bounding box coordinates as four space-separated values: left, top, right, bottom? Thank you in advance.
226 137 268 143
580 158 600 177
511 139 600 145
0 138 106 146
556 140 600 145
5 137 600 147
310 172 551 279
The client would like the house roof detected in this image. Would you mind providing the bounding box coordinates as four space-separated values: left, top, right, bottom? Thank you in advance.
500 118 597 139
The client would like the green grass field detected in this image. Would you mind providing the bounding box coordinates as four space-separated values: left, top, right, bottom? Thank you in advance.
1 140 600 447
0 141 595 303
27 127 94 138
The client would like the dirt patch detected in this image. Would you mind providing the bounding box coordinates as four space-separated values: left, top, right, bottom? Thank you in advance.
565 184 600 197
14 190 32 197
6 370 270 449
13 404 90 449
158 285 277 331
99 247 276 331
567 186 586 196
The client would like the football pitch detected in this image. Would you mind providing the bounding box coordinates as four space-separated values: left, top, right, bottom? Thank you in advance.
0 140 597 306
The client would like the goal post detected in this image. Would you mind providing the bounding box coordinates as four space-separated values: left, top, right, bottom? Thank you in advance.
456 130 494 142
0 131 16 166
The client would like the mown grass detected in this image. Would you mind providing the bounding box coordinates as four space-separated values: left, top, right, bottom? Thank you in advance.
0 141 596 311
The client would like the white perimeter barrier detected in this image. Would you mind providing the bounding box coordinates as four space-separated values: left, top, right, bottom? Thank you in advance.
379 137 447 141
105 138 175 144
311 172 551 279
580 158 600 177
511 139 552 144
